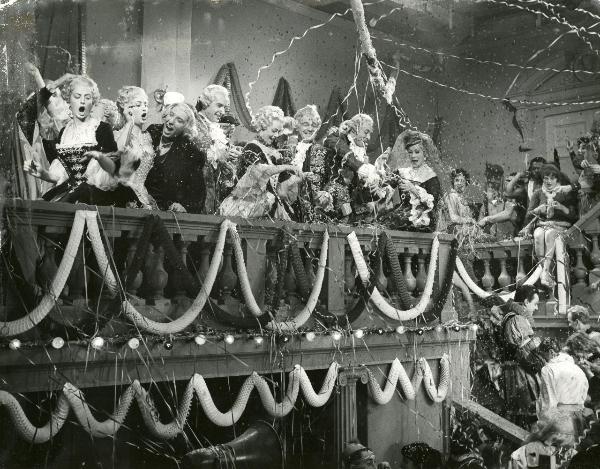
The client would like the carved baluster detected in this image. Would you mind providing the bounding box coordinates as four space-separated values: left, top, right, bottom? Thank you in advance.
480 252 494 292
218 243 237 304
124 239 143 297
573 246 588 286
591 235 600 270
197 244 211 284
515 253 527 286
495 251 511 291
375 254 387 292
171 238 192 309
36 237 59 295
284 249 298 307
304 248 316 290
145 243 169 306
415 250 427 293
589 234 600 287
403 252 416 294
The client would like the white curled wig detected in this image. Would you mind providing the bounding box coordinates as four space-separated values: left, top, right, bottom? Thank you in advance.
116 86 148 115
61 75 101 105
346 113 374 135
163 103 198 139
251 105 284 132
196 84 229 111
294 105 322 127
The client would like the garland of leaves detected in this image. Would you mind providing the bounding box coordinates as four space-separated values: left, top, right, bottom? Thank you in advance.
382 232 415 310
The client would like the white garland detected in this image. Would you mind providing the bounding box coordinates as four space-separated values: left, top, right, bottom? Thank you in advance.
347 232 439 321
555 236 568 315
455 257 543 302
122 221 328 334
0 210 87 337
0 357 451 443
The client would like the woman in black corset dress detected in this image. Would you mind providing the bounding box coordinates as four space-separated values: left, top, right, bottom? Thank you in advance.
145 103 206 214
20 69 138 206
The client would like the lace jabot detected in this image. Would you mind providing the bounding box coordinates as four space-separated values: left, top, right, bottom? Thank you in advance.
59 118 100 146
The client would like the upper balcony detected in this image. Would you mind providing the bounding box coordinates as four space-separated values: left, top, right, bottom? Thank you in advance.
0 199 468 393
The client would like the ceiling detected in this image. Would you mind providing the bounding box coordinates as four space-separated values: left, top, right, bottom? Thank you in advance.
291 0 600 50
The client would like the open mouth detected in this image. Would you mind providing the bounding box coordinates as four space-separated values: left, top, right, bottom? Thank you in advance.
141 112 147 119
78 106 85 113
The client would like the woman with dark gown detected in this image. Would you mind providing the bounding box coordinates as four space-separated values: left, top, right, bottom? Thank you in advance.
378 130 442 231
20 70 137 206
144 103 207 214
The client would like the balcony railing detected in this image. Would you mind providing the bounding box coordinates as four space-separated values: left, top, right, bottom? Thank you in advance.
0 199 467 392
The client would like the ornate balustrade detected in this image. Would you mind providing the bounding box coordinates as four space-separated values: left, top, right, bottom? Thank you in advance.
463 202 600 327
0 200 466 393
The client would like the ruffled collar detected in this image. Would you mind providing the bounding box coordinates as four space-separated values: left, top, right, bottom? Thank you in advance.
292 141 311 169
348 135 367 163
396 164 436 183
59 117 100 146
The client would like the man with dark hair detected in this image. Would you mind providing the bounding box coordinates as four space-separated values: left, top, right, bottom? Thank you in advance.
341 441 390 469
489 285 545 427
506 156 547 208
567 305 600 345
401 442 442 469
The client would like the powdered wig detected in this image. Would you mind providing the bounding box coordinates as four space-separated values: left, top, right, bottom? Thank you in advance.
251 105 284 132
294 105 322 127
116 86 148 114
61 75 101 105
163 103 198 139
196 84 229 112
346 113 373 134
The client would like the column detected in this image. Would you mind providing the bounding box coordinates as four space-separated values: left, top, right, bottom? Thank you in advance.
334 368 369 469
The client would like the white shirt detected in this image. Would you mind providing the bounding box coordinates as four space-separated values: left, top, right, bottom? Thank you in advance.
536 352 588 419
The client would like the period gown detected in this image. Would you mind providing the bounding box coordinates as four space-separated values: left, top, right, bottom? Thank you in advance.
16 86 138 206
219 140 292 220
145 124 206 214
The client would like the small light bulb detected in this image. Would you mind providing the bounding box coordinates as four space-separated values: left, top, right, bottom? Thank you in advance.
224 334 235 345
331 331 342 341
353 329 364 339
194 334 207 346
9 338 21 350
51 337 65 350
377 328 385 335
416 328 424 336
254 336 264 345
453 325 461 332
396 326 406 335
435 325 443 333
91 336 105 350
470 324 479 332
127 338 140 350
305 331 316 342
164 341 173 350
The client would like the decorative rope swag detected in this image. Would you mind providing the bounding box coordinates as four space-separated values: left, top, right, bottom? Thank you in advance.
347 232 439 321
0 356 450 443
0 211 117 337
454 239 568 312
123 219 329 334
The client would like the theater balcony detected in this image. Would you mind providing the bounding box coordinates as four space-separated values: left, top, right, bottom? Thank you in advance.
462 203 600 337
0 199 472 467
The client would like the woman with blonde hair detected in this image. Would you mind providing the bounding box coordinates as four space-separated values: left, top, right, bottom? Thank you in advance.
145 103 206 213
19 67 140 205
220 105 311 219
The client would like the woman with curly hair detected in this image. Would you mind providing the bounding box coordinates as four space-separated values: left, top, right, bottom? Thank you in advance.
19 66 138 205
283 104 335 222
219 105 310 219
195 84 241 214
323 113 388 222
440 168 482 238
108 85 158 209
378 130 442 231
145 103 206 213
